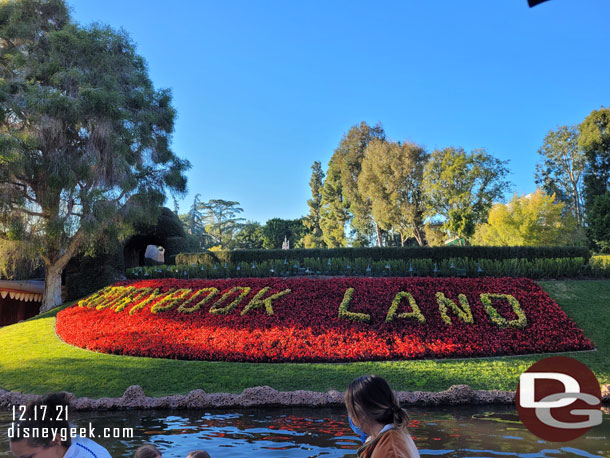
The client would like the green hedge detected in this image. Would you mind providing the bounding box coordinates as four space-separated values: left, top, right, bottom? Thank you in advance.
176 246 590 266
127 256 586 281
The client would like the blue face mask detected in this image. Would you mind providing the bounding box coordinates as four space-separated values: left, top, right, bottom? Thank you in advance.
349 415 367 444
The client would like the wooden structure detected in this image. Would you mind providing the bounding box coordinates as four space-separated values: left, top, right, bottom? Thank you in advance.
0 280 44 326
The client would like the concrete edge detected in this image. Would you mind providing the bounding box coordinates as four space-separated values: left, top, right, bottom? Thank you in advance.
1 384 609 411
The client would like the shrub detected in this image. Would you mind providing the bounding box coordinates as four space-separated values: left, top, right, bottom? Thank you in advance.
175 246 590 266
128 256 586 280
590 255 610 278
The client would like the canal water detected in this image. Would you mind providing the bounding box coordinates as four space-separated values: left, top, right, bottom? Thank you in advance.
1 405 608 457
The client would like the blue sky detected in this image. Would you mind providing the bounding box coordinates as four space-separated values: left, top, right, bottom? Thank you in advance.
69 0 610 224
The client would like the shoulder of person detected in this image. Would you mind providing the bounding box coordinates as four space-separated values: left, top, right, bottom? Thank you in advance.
64 436 112 458
372 429 419 458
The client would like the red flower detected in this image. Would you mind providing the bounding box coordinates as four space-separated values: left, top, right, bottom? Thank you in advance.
55 277 593 362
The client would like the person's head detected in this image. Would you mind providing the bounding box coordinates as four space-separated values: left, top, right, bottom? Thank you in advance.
135 444 162 458
345 375 409 435
186 450 210 458
9 392 72 458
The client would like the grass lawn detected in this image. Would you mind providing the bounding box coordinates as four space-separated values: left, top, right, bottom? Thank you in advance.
0 280 608 399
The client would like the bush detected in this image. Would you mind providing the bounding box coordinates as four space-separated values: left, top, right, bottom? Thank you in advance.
175 246 590 267
128 256 587 281
590 255 610 278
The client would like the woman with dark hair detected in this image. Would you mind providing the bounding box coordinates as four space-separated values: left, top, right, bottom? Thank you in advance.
345 375 420 458
135 444 162 458
9 392 111 458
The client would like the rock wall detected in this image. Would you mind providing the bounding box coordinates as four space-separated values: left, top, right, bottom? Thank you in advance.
2 384 607 411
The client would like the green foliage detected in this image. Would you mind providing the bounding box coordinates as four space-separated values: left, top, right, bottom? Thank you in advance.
579 107 610 252
142 251 588 281
423 147 511 239
359 140 428 246
302 161 326 248
176 245 589 265
320 156 347 247
590 255 610 277
535 125 585 225
233 221 265 249
195 199 245 249
473 189 581 246
385 292 425 324
0 239 42 279
479 293 527 329
336 122 386 243
584 192 610 253
261 218 305 249
179 193 205 248
423 223 446 247
64 226 124 300
0 0 189 309
337 287 370 322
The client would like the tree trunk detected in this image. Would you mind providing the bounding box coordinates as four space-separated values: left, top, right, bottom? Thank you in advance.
413 225 426 246
41 263 63 313
39 228 85 313
375 223 383 247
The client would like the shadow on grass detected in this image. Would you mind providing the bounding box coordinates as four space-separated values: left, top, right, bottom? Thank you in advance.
25 301 77 321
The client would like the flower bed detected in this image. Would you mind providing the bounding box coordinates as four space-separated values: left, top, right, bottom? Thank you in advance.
55 277 593 362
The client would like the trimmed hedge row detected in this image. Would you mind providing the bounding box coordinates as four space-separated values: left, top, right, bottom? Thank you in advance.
176 246 590 266
127 256 587 280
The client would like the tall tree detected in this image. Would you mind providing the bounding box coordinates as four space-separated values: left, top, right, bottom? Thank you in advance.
196 199 245 249
535 125 585 225
358 140 428 246
303 161 326 248
320 156 347 247
473 189 581 246
180 194 203 235
423 147 511 240
579 107 610 252
233 221 264 249
320 122 385 247
179 194 210 249
336 122 386 243
0 0 189 311
261 218 305 249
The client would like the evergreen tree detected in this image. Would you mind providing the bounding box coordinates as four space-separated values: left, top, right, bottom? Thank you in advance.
579 107 610 252
261 218 305 249
196 199 245 249
320 158 347 247
303 161 326 248
233 221 265 249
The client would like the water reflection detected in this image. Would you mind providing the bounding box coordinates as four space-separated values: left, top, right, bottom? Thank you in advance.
0 405 607 458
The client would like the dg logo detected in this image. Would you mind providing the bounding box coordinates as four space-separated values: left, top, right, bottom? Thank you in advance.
517 356 602 442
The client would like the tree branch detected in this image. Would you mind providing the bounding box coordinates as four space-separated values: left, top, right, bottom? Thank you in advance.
13 207 45 218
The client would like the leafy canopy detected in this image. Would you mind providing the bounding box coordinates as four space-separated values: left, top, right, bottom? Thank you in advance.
579 107 610 252
423 147 511 239
0 0 189 308
535 125 585 225
358 139 428 246
474 189 580 247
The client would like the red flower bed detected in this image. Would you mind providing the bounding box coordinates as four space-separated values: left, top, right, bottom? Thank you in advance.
55 277 593 362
